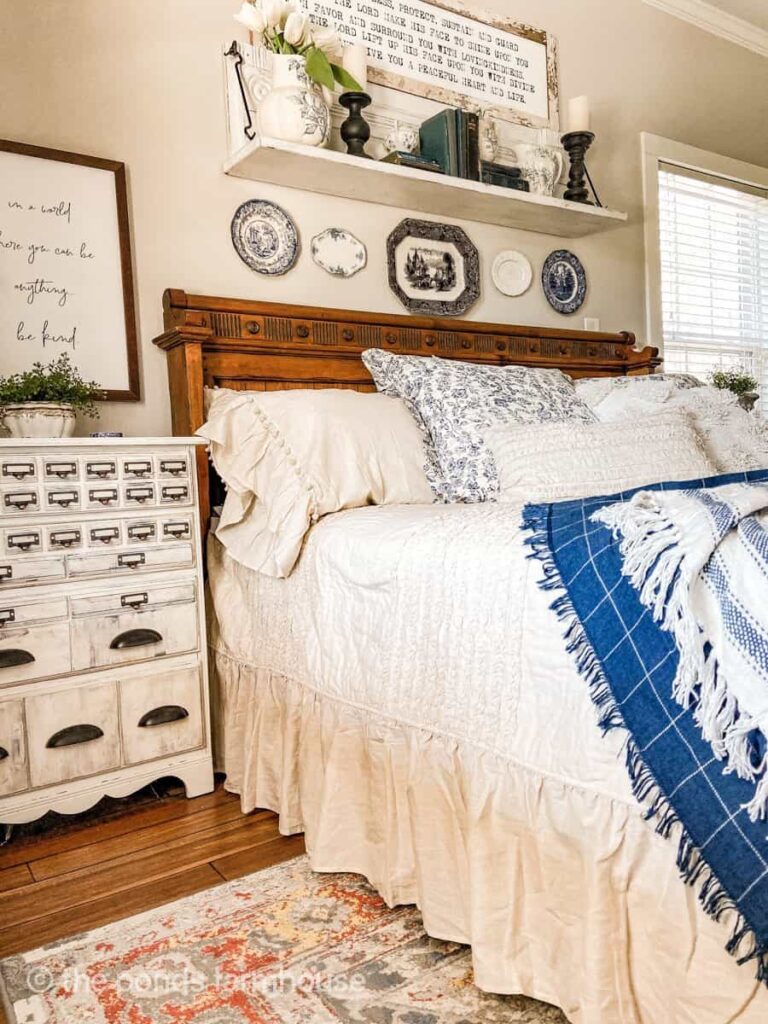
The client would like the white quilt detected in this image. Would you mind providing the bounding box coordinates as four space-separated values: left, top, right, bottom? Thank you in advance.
207 502 767 1024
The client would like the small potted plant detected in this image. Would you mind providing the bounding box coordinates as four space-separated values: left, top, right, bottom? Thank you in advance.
0 354 102 438
709 367 760 412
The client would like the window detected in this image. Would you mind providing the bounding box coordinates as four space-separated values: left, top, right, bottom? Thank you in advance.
643 135 768 406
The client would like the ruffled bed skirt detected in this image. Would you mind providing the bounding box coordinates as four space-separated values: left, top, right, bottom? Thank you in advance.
210 648 767 1024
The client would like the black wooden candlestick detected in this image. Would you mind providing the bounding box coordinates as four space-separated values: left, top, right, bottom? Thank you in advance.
561 131 595 204
340 92 372 159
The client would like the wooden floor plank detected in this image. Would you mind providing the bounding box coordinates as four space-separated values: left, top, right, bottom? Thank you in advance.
0 864 32 894
212 834 306 881
0 814 285 929
0 786 238 872
31 800 258 881
0 863 221 959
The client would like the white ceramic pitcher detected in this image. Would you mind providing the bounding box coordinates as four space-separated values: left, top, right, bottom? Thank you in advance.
514 143 565 197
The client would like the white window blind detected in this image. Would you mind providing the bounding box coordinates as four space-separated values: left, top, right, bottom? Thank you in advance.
658 162 768 405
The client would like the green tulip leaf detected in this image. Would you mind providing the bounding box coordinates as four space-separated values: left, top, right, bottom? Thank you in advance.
305 46 335 90
331 64 362 92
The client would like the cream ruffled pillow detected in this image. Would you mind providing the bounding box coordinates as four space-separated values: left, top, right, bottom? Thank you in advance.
199 388 433 577
487 414 716 504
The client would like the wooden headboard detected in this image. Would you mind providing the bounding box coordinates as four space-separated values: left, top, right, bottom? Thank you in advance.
153 288 660 527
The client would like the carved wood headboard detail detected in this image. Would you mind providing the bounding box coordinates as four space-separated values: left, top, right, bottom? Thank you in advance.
154 288 660 527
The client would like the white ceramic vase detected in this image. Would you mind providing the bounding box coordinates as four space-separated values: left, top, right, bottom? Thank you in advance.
2 402 77 438
514 143 565 197
257 54 331 148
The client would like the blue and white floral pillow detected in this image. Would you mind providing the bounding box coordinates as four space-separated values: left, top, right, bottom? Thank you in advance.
362 349 596 502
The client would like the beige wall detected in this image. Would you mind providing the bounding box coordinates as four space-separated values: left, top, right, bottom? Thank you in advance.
1 0 766 435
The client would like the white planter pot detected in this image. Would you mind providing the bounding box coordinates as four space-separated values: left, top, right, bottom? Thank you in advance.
257 54 330 148
2 402 77 438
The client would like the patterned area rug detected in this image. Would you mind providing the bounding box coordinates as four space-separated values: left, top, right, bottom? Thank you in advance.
0 855 569 1023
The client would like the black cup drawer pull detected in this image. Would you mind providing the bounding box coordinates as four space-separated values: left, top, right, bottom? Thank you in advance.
125 461 152 477
110 628 162 649
0 649 35 669
0 746 8 762
0 609 15 626
46 724 104 749
0 567 12 582
117 552 145 569
138 704 189 728
128 524 155 541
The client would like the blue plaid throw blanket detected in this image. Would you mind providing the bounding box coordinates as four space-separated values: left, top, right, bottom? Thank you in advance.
524 469 768 985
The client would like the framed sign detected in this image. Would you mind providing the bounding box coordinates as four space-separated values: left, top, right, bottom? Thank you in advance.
0 140 140 401
304 0 558 128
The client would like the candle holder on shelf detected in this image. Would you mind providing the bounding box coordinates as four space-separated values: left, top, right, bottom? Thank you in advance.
340 92 372 159
561 131 598 205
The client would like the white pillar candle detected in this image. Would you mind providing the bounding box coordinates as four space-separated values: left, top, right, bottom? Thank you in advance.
342 43 368 92
567 95 591 133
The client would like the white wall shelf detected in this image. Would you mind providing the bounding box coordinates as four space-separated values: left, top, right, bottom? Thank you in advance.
224 137 628 239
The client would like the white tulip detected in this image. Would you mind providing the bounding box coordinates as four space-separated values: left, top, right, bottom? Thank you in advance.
234 2 266 33
262 0 288 30
312 25 342 58
283 11 310 46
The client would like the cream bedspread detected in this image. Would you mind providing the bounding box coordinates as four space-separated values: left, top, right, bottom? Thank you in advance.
207 503 768 1024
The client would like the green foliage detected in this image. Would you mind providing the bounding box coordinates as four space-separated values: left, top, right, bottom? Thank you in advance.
709 367 759 397
305 45 335 90
330 63 362 91
0 354 102 417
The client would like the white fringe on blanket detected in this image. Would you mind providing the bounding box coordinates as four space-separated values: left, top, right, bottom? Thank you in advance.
593 482 768 822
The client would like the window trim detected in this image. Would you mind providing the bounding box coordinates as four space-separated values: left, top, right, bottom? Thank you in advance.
640 132 768 365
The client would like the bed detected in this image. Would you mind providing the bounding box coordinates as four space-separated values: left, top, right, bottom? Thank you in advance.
154 292 767 1024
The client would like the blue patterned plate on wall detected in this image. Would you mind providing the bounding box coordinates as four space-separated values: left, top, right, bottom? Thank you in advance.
542 249 587 314
231 199 299 275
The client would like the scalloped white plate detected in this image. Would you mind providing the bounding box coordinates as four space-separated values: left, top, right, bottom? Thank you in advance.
491 250 533 297
311 228 367 278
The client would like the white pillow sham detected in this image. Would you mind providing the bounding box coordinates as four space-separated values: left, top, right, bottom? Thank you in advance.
487 414 716 504
589 384 768 474
198 388 433 577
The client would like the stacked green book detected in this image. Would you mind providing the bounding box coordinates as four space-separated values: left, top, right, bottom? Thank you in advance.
419 109 480 180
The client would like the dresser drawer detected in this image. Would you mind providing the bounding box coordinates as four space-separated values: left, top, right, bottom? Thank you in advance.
44 485 81 512
158 482 191 506
121 456 153 480
120 665 203 766
83 457 118 481
0 597 70 685
4 527 42 555
66 542 194 578
84 484 120 511
0 555 66 587
70 582 198 671
158 456 189 479
1 457 37 483
26 682 121 788
47 525 84 552
0 699 28 796
87 521 123 548
43 457 79 481
2 487 40 514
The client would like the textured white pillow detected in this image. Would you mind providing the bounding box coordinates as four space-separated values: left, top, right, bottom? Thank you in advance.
198 388 433 577
591 385 768 474
487 414 716 504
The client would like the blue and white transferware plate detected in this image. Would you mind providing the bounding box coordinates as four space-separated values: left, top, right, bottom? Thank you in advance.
310 228 367 278
541 249 587 314
231 199 299 275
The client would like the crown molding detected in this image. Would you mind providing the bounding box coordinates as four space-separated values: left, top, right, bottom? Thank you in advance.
643 0 768 57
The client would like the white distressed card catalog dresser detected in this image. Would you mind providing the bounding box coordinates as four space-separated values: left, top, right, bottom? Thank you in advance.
0 437 213 839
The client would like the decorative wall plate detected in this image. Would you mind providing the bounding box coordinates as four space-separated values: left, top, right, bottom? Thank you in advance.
491 250 533 297
231 199 299 275
310 228 367 278
541 249 587 314
386 218 480 317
